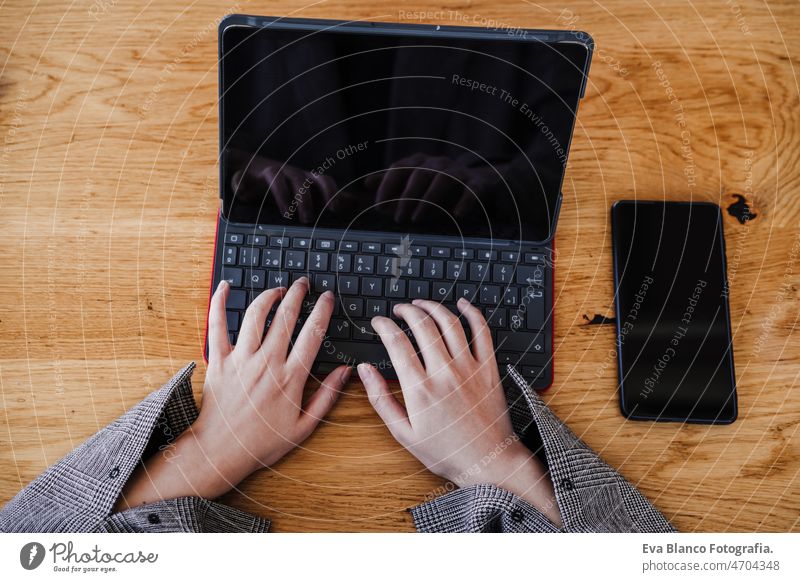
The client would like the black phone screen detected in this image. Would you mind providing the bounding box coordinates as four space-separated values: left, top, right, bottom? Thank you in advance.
611 201 737 424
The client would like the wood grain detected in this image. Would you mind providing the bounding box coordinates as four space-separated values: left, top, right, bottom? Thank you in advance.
1 0 798 532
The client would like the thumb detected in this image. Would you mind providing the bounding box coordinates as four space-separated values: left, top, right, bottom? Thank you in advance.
358 363 412 443
298 365 350 438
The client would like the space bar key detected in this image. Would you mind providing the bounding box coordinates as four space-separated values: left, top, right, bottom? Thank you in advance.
496 331 545 353
316 342 392 366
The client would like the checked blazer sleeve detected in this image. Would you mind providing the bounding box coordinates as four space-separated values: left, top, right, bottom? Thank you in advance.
0 362 270 533
410 364 677 533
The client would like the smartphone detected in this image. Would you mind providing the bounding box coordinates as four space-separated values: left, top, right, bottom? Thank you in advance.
611 200 737 424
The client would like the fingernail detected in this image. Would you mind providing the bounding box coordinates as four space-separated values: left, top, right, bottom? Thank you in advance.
457 297 467 306
357 363 372 379
341 366 352 383
322 290 334 300
218 280 228 291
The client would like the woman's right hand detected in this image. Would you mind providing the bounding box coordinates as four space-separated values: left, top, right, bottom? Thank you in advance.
358 298 562 527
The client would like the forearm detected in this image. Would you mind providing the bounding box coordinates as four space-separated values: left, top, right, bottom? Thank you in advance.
113 426 248 512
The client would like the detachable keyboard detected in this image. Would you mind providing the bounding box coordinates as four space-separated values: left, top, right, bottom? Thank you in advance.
212 226 553 390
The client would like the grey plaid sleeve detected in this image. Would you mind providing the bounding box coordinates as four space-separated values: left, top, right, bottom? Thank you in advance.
410 365 676 533
0 362 270 533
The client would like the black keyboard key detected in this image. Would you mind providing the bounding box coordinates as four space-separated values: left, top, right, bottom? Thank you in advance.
352 321 373 340
492 264 512 284
224 232 244 244
501 251 519 262
496 331 544 353
470 263 489 281
503 287 519 306
446 261 466 280
496 351 541 367
409 281 430 299
362 242 381 253
477 249 497 260
432 282 454 302
402 258 421 277
525 253 546 264
431 247 451 258
342 298 364 317
268 271 289 288
522 366 543 379
223 246 238 265
270 236 290 247
454 248 474 259
354 255 375 274
284 251 306 270
316 240 335 250
366 299 387 316
221 267 243 287
523 288 545 329
423 259 443 279
377 256 396 276
239 247 260 267
516 266 544 286
328 319 351 339
261 249 282 268
227 290 247 310
229 332 237 345
486 307 507 328
362 277 382 296
456 283 478 301
341 241 358 251
386 279 406 298
334 253 352 273
309 252 329 271
314 274 336 293
293 238 311 249
247 235 267 246
338 275 359 295
226 311 240 332
479 285 501 304
246 269 266 289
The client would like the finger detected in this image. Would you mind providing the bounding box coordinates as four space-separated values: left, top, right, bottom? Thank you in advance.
364 171 383 190
370 316 425 385
208 280 232 361
394 169 434 223
358 363 413 443
410 173 461 223
288 290 335 372
376 166 411 203
264 168 292 218
286 171 313 224
393 303 450 370
297 365 351 439
237 286 287 352
315 174 338 210
453 188 480 219
410 299 470 360
457 297 495 363
263 276 309 358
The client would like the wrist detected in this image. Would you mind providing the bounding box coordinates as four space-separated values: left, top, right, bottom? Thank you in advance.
174 424 257 497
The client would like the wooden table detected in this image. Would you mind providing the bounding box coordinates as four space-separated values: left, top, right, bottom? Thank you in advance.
1 0 798 532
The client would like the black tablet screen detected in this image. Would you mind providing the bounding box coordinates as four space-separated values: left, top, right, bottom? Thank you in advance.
220 24 589 242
